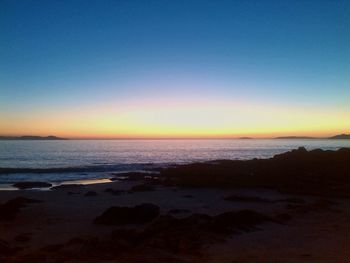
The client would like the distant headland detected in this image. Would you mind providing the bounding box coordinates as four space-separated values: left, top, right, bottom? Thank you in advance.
328 134 350 139
0 135 67 140
274 136 316 139
273 134 350 140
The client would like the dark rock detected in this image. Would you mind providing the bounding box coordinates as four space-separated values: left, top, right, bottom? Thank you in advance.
184 213 213 228
67 191 80 195
160 147 350 197
301 254 312 257
211 210 270 232
224 195 272 203
11 209 272 262
111 228 144 247
168 209 191 214
84 191 97 197
0 197 43 221
274 213 292 222
310 199 337 209
224 195 306 205
14 233 32 243
13 181 52 189
149 209 270 237
14 253 47 262
128 183 155 193
41 244 64 252
94 203 160 225
66 237 84 245
112 172 156 181
104 188 124 195
286 199 336 213
51 184 84 190
108 177 119 181
0 239 15 256
137 209 270 252
142 215 207 251
278 197 306 204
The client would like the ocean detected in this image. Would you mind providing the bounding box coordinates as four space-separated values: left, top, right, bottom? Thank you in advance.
1 139 349 185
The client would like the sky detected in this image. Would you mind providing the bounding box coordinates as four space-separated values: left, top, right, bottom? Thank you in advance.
1 0 349 138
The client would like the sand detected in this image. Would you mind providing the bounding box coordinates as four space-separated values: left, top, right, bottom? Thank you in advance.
1 179 350 262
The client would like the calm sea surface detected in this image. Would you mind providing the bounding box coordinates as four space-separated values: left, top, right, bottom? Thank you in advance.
0 139 349 184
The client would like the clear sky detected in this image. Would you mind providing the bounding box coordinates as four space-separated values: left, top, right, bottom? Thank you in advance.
1 0 349 138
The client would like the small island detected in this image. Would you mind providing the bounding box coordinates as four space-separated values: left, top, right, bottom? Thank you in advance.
0 136 67 140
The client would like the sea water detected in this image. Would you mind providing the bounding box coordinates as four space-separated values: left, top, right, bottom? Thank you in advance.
1 139 349 184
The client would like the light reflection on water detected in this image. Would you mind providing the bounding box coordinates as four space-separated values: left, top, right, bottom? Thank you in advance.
0 178 113 191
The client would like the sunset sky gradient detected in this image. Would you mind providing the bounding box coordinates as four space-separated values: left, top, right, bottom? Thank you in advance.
1 0 349 138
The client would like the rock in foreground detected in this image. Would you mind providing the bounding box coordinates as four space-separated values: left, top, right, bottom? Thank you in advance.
0 197 42 221
161 147 350 197
128 183 155 193
94 203 160 225
12 182 52 189
10 209 271 262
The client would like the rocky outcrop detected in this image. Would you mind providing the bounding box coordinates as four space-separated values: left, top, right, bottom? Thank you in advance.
161 147 350 197
128 183 155 193
94 203 160 225
0 197 42 221
224 195 272 203
12 182 52 189
111 172 158 181
7 209 273 262
51 184 84 190
84 191 98 197
0 239 15 257
104 188 125 195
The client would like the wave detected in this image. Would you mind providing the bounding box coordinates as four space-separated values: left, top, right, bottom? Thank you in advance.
0 163 163 175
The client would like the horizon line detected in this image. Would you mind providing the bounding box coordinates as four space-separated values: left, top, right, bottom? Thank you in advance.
0 134 349 140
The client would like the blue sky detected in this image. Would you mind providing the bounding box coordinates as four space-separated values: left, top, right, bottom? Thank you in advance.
1 0 349 137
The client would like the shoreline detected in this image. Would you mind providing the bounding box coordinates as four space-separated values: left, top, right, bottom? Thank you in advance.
1 147 350 262
1 176 350 262
0 178 114 191
2 147 349 196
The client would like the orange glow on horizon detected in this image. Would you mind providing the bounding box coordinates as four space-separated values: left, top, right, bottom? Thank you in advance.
1 98 349 139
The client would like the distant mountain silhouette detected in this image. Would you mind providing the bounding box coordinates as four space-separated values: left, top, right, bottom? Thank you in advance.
0 135 67 140
239 137 253 139
274 136 316 139
329 134 350 139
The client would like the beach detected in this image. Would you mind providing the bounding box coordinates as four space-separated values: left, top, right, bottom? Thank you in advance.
1 148 350 262
1 180 350 262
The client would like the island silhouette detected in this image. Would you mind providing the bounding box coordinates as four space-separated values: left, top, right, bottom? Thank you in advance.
0 136 67 140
